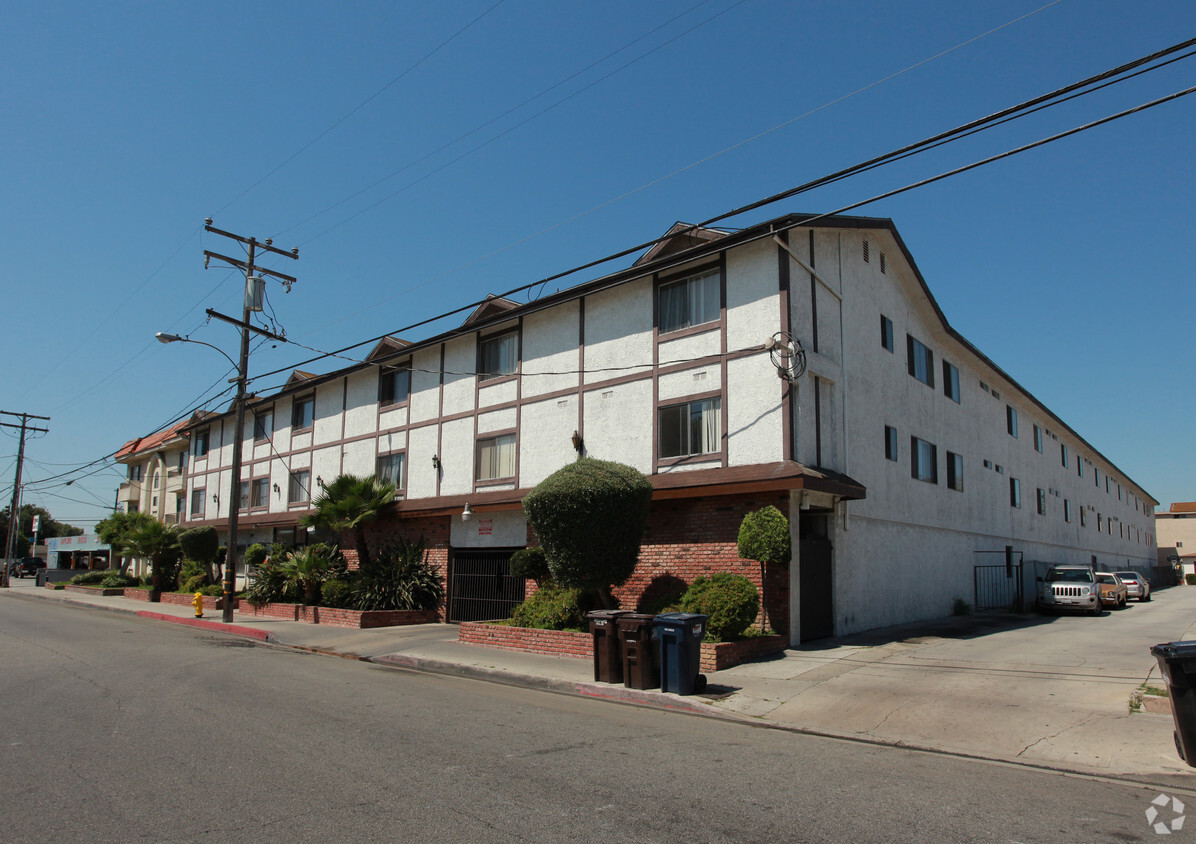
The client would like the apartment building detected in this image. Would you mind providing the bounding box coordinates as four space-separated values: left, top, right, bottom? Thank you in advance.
179 212 1157 642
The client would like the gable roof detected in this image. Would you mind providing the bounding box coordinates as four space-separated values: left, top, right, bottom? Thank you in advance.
364 336 412 363
113 418 191 460
634 222 733 267
462 295 520 327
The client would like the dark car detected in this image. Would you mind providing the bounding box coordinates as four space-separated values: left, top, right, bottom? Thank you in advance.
10 557 46 577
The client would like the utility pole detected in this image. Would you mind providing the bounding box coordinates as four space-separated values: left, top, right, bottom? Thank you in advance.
1 411 50 588
203 220 298 623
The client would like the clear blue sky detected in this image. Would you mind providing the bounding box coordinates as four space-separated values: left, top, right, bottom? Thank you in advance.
2 0 1192 529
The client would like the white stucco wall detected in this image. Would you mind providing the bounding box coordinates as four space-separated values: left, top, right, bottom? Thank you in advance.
584 281 652 384
522 301 580 399
583 379 653 472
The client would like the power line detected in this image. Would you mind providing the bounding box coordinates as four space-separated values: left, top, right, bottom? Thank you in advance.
244 39 1196 385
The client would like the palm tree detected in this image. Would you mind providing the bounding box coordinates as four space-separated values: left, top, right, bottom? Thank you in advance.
122 518 183 592
299 474 396 569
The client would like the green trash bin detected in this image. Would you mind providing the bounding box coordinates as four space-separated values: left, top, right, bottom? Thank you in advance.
1151 641 1196 766
655 612 708 695
586 610 628 684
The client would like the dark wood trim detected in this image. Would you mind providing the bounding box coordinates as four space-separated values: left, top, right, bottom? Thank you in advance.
719 252 729 470
809 229 819 353
777 230 793 463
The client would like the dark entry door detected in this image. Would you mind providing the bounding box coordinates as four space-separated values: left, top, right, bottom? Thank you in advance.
448 548 526 623
799 538 834 641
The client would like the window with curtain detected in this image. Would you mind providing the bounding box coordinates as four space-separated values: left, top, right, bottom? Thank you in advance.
375 453 406 489
288 470 311 504
253 409 273 442
292 395 315 430
659 270 720 334
251 478 269 508
476 434 516 480
479 332 518 381
659 398 721 458
191 488 205 517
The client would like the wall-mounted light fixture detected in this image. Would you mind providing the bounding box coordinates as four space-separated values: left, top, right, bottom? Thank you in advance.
317 475 326 489
273 483 280 494
432 455 441 470
212 493 219 504
461 502 473 521
571 430 583 453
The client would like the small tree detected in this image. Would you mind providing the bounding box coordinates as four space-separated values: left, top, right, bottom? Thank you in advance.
97 511 157 575
179 526 220 584
509 546 551 587
300 474 396 569
121 519 182 592
737 505 791 631
522 458 653 608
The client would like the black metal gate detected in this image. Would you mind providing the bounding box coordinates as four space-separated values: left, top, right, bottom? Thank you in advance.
447 548 526 623
973 556 1024 612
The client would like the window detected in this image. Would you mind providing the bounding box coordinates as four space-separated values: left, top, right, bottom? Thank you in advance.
911 437 937 484
251 478 269 509
152 471 160 488
906 335 934 387
194 429 210 458
253 409 273 442
884 425 898 461
881 316 894 352
288 470 311 504
1010 477 1021 508
1061 443 1069 469
1094 466 1099 487
1037 488 1046 515
128 464 143 481
292 395 314 430
478 331 519 381
946 451 963 492
177 450 186 472
1097 513 1103 532
477 433 516 481
1080 508 1087 527
1078 458 1084 478
942 361 960 402
379 365 411 406
659 269 720 334
1006 406 1018 438
1033 425 1043 453
1065 499 1073 523
191 488 206 518
239 481 250 511
659 398 722 459
375 453 406 490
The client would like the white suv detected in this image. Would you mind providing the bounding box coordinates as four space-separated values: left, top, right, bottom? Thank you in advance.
1037 565 1102 616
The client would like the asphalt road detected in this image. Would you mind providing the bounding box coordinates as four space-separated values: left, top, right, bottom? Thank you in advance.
1 597 1189 843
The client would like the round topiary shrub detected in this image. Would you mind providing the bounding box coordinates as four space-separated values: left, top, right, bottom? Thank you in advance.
509 547 550 585
320 578 354 609
508 585 596 632
680 572 760 641
181 573 207 593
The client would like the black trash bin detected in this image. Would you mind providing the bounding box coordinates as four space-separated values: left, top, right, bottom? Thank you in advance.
586 610 628 683
1151 641 1196 765
656 612 708 695
617 613 660 690
35 568 48 587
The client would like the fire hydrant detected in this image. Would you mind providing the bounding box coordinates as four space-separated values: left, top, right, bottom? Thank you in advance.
193 591 204 618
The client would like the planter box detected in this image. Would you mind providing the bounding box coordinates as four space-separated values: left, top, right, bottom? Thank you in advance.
699 635 786 672
459 622 786 671
122 587 158 603
63 584 125 597
458 622 593 659
159 592 238 611
240 602 438 629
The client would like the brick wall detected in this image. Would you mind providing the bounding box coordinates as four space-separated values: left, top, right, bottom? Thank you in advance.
359 514 452 621
458 621 591 659
619 492 791 633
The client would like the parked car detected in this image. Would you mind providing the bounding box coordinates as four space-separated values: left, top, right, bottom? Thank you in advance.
1037 565 1102 616
1114 571 1151 602
1095 572 1128 609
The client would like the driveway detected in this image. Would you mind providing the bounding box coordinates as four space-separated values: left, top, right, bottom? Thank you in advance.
709 586 1196 779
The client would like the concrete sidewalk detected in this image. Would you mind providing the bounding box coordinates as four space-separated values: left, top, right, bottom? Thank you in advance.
5 577 1195 787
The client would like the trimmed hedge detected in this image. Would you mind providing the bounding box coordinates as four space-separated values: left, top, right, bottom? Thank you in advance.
522 458 653 600
681 573 760 642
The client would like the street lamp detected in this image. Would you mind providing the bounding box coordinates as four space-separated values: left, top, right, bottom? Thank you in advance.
156 316 284 623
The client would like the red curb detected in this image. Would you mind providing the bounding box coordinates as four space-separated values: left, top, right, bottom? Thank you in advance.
134 611 270 640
